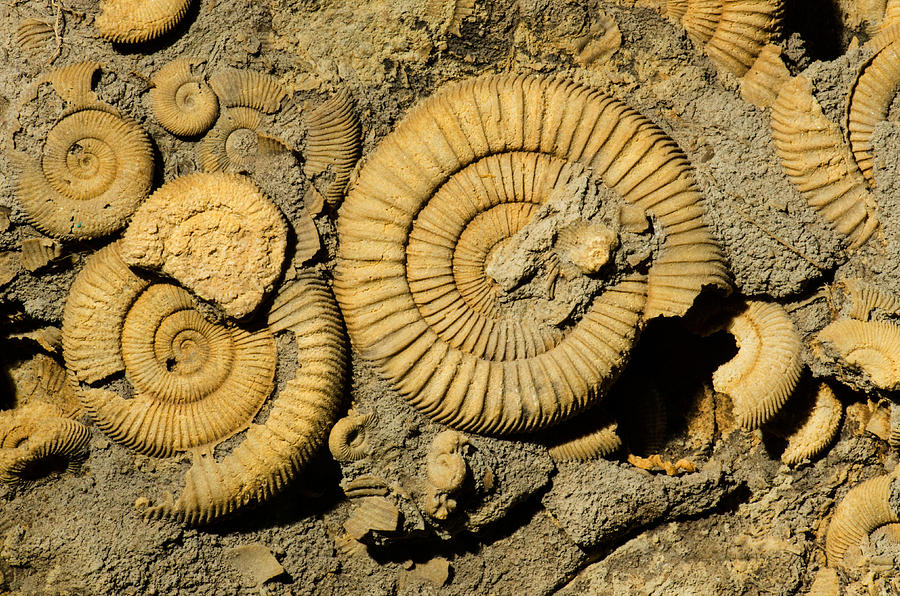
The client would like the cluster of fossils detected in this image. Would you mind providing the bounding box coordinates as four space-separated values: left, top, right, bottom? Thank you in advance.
4 0 900 589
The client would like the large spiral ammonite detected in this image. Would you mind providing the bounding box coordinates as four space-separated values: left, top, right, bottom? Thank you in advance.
15 108 154 240
335 74 730 435
62 243 277 457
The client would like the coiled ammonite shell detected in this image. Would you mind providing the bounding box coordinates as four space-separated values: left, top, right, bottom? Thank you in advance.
62 243 277 457
120 173 288 319
150 58 219 137
815 318 900 391
145 272 347 524
335 74 730 436
712 300 802 429
197 107 273 173
303 90 362 206
94 0 192 44
14 108 154 240
0 402 91 483
825 473 900 566
328 411 376 462
771 75 879 250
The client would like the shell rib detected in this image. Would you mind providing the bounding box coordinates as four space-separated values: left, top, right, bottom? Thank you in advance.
838 278 900 321
739 43 790 108
848 40 900 186
0 402 91 483
771 75 879 249
120 172 288 319
681 0 723 45
825 473 900 566
150 58 219 137
815 318 900 390
544 408 621 461
43 62 102 107
779 383 843 466
14 108 154 240
16 19 55 54
303 90 362 206
328 412 376 462
198 107 264 173
95 0 192 43
208 69 286 113
335 74 729 436
712 300 802 429
145 272 347 524
10 353 81 417
703 0 783 77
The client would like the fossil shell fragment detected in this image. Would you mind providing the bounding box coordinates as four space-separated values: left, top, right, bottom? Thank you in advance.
848 40 900 185
423 430 469 519
145 273 347 524
678 0 723 45
771 75 879 249
890 403 900 449
43 62 102 107
712 300 802 429
16 18 55 54
303 90 362 206
825 473 900 566
328 412 375 462
0 402 91 483
739 43 790 108
344 496 400 539
198 107 264 173
120 173 288 319
569 13 621 66
343 475 390 499
94 0 192 43
815 319 900 391
838 278 900 321
9 354 80 417
448 0 475 35
209 69 286 113
15 108 154 240
20 237 61 272
150 59 219 137
777 383 843 466
335 74 730 436
544 407 621 461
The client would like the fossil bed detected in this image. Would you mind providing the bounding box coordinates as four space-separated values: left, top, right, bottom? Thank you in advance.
1 0 900 594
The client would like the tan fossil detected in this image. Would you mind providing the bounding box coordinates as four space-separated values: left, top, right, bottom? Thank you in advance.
739 43 790 108
712 300 803 429
0 401 91 484
94 0 192 43
837 278 900 321
145 272 347 524
424 430 469 519
120 172 288 319
16 18 55 55
344 496 400 539
815 318 900 391
328 411 376 462
825 472 900 567
13 107 154 240
774 383 843 466
150 58 219 137
303 90 362 206
771 75 879 250
20 237 61 272
567 12 621 67
208 69 286 113
9 353 81 418
335 73 730 436
198 107 264 173
41 62 103 108
543 406 622 461
448 0 475 35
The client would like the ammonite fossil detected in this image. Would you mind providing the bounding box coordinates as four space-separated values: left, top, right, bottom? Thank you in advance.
14 108 154 240
543 407 622 461
0 402 91 483
739 43 790 108
712 300 802 429
120 172 288 319
16 18 55 55
303 90 362 206
208 69 286 113
62 243 277 457
825 472 900 566
771 75 879 249
328 411 376 462
815 318 900 391
42 62 103 108
335 74 729 436
94 0 192 44
838 278 900 321
150 58 219 137
773 383 843 466
145 272 347 523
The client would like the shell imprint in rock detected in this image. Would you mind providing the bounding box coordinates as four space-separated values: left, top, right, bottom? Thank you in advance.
20 237 61 272
448 0 475 35
42 62 103 108
543 406 621 461
16 19 55 54
94 0 192 43
14 108 154 240
10 353 81 418
771 75 879 249
815 318 900 390
208 69 286 113
335 74 730 435
120 172 288 319
62 243 277 457
304 90 362 206
328 411 376 462
712 300 802 429
848 39 900 185
0 402 91 483
146 272 347 524
825 473 900 566
568 12 621 67
838 278 900 321
198 107 264 173
777 383 843 466
150 58 219 137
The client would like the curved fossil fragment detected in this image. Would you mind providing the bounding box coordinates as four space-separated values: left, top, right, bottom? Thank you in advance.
145 273 347 524
739 43 790 108
303 90 362 206
777 383 843 466
703 0 783 77
771 75 878 249
120 172 288 319
42 62 102 107
20 237 61 272
838 278 900 321
209 69 286 113
568 12 621 66
825 473 900 566
198 107 264 173
815 318 900 390
678 0 723 45
423 430 469 519
328 411 375 462
94 0 192 43
848 39 900 185
14 108 154 240
16 19 55 54
10 353 81 417
448 0 475 35
712 300 802 429
150 58 219 137
335 74 730 435
543 406 621 461
0 402 91 483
